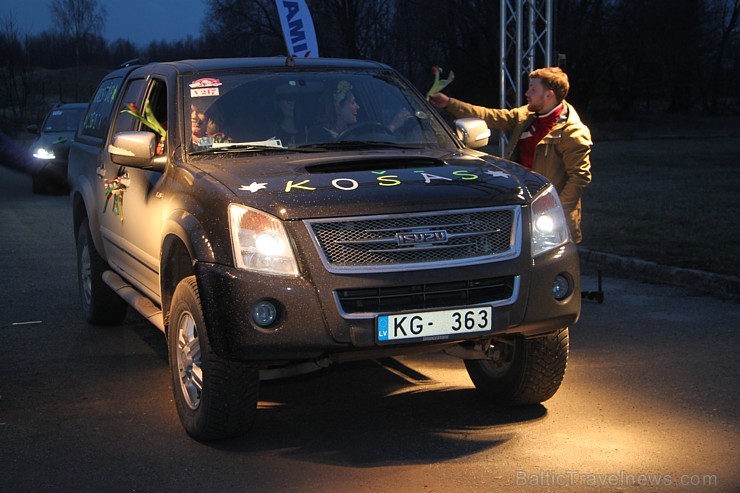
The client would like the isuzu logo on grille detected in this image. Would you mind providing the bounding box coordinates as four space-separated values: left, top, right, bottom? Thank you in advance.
396 230 449 246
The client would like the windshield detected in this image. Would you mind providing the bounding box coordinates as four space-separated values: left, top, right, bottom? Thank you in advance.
43 108 84 133
184 69 455 155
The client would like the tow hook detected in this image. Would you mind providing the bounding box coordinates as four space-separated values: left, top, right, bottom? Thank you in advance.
489 344 505 363
487 340 514 365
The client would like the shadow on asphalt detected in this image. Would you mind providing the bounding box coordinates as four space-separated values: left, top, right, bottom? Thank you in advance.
207 360 547 466
120 304 549 466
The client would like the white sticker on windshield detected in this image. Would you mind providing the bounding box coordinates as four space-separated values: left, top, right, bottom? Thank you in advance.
195 136 213 147
191 87 220 97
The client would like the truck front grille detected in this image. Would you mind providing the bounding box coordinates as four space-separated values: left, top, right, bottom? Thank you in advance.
305 206 521 273
336 275 517 315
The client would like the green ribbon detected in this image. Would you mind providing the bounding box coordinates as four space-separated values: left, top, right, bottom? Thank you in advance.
103 177 126 221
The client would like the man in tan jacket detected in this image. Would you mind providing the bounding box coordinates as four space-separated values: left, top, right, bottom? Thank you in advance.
429 67 592 243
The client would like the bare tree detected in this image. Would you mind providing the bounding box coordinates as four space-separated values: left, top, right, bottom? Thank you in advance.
307 0 392 59
0 16 34 118
202 0 284 57
707 0 740 112
49 0 106 97
555 0 614 113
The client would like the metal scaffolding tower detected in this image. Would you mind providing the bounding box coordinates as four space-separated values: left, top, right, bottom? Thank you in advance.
498 0 553 150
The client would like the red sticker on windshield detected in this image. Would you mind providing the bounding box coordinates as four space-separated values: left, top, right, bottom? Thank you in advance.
189 78 222 88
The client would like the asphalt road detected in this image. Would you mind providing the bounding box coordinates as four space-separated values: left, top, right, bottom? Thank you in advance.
1 165 738 492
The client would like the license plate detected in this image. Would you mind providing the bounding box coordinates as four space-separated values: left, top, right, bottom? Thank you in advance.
376 306 492 344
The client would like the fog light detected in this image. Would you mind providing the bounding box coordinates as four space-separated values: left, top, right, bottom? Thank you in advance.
251 300 278 327
552 274 571 300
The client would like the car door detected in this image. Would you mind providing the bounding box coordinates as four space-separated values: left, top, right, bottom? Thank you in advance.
69 73 134 277
100 74 167 302
91 77 147 289
108 77 169 302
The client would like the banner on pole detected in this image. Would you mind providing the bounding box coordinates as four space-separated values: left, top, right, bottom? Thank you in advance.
275 0 320 58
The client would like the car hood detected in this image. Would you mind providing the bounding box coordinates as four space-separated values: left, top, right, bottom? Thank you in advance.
191 150 545 220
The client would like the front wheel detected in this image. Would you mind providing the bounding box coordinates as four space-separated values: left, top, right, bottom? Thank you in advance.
168 276 259 441
464 328 569 406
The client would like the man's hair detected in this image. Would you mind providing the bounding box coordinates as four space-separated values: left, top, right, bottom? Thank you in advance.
529 67 569 101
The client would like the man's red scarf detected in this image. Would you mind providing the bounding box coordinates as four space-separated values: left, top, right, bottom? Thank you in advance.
518 103 564 169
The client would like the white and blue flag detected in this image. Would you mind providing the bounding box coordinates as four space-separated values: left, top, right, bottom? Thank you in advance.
275 0 320 58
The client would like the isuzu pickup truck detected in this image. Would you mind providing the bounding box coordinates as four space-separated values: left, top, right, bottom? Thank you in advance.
68 57 580 440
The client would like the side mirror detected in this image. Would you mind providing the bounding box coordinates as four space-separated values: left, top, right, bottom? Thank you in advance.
455 118 491 149
108 131 166 171
27 124 40 134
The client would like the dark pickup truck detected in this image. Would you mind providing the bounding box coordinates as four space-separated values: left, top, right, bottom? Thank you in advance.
68 57 580 440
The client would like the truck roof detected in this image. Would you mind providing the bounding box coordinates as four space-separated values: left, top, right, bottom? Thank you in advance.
116 56 390 76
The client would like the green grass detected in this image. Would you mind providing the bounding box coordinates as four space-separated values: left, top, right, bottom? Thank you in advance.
580 134 740 277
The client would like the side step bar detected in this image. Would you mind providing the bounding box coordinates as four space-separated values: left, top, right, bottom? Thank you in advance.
102 270 165 332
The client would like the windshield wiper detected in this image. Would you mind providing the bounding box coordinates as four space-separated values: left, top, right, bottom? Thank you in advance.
297 141 424 150
189 144 323 155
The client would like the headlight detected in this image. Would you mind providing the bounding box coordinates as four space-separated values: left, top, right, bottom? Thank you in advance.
531 184 569 257
228 204 299 276
32 148 55 159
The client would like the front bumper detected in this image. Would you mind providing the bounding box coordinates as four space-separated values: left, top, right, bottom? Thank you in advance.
195 242 580 363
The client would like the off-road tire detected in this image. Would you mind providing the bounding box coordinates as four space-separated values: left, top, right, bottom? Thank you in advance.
76 217 128 325
169 276 259 441
464 328 569 406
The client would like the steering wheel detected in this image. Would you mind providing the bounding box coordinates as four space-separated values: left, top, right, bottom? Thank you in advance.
336 121 392 141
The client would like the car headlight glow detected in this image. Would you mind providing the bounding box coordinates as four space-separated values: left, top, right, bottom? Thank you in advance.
33 148 55 160
531 184 570 257
535 214 555 234
254 231 284 256
229 204 299 276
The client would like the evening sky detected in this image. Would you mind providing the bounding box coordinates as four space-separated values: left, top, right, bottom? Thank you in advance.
4 0 208 46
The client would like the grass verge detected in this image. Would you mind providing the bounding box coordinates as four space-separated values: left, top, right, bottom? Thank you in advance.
581 122 740 277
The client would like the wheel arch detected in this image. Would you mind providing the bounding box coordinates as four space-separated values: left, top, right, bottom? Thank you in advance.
160 210 217 335
72 190 87 238
71 179 104 255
